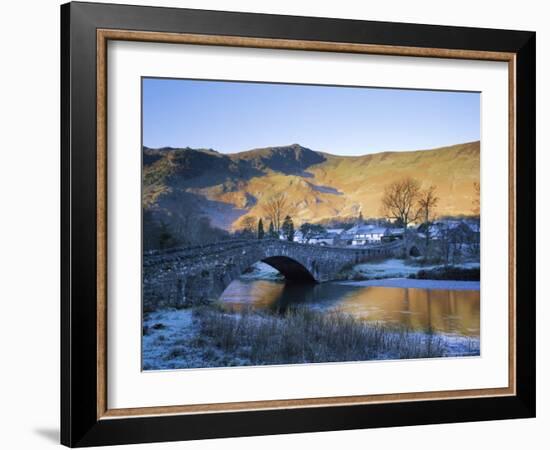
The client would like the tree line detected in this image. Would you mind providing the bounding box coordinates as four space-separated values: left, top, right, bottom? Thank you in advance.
143 190 229 251
380 177 480 263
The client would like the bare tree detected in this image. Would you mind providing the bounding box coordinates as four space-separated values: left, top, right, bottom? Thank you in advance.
380 177 422 239
236 216 256 239
240 216 256 232
436 222 452 266
262 193 291 233
417 185 439 255
472 182 480 216
164 191 199 244
471 182 481 256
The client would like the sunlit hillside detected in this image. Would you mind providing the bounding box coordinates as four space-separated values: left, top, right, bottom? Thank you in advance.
143 141 480 231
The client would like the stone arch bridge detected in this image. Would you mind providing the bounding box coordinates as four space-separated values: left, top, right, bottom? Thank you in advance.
143 239 404 310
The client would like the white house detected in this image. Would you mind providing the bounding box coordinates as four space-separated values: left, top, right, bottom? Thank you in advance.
350 225 386 245
309 233 336 246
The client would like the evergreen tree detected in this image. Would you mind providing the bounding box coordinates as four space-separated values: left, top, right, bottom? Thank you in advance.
158 221 175 250
257 218 265 239
282 215 295 242
268 221 276 238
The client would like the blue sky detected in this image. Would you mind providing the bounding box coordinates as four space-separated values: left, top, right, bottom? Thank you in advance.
142 78 480 156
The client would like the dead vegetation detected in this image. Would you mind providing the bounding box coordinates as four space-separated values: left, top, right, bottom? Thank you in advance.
192 306 447 366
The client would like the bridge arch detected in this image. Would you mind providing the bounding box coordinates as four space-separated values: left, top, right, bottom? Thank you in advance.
216 256 318 311
261 256 317 283
203 251 320 307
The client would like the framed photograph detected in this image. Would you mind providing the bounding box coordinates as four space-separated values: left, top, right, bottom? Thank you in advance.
61 1 536 447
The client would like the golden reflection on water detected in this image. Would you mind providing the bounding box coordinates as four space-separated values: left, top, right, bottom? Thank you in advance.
220 280 480 337
336 286 480 337
220 280 285 311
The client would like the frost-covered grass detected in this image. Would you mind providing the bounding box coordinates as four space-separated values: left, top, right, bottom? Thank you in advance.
350 259 438 280
349 258 480 281
142 306 479 370
142 309 207 370
195 306 449 365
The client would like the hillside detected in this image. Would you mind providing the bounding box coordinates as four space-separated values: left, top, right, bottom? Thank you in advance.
143 142 480 231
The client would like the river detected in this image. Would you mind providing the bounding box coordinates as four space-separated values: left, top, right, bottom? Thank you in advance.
219 278 480 338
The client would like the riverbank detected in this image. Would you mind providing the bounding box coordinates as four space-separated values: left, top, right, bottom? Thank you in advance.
142 306 480 371
238 259 481 283
346 258 480 281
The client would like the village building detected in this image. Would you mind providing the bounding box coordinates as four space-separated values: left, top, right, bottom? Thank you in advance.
419 220 480 242
380 228 405 242
350 225 387 245
309 232 339 246
292 230 305 243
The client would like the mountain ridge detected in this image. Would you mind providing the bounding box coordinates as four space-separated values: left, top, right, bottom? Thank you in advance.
143 141 480 231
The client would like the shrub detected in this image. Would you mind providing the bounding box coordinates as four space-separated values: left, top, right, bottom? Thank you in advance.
411 266 480 281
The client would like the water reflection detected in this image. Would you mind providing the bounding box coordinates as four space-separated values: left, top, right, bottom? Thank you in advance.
220 279 480 337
